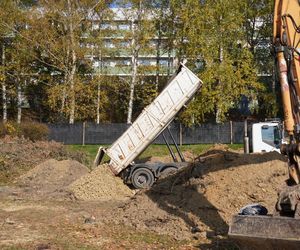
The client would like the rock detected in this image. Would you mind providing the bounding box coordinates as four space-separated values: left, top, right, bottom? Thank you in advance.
191 226 201 234
84 216 96 224
5 218 15 225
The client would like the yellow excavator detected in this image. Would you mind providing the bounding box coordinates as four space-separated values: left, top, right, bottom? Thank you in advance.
229 0 300 248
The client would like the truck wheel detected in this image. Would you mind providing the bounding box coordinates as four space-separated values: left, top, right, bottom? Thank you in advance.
131 168 155 189
160 166 177 178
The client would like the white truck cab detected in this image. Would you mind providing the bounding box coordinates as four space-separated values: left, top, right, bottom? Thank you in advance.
251 121 282 153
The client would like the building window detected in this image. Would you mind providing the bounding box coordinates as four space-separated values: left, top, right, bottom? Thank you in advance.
92 23 99 30
118 24 130 30
159 59 169 66
101 23 111 29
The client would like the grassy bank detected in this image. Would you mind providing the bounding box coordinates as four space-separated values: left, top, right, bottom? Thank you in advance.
68 144 243 165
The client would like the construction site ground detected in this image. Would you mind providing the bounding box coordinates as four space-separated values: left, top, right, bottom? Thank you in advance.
0 137 288 249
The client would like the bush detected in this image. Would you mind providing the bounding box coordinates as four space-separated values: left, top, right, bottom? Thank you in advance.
0 122 20 137
20 122 49 141
0 121 49 141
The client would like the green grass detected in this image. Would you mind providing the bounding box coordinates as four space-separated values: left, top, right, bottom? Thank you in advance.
68 143 243 164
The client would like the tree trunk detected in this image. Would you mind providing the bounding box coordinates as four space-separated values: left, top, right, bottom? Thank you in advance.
2 82 7 123
216 45 223 123
17 80 22 124
1 43 7 123
61 86 66 112
167 48 172 77
127 51 137 124
97 81 100 124
67 0 77 124
68 65 76 124
155 21 161 93
61 73 67 114
61 38 70 117
96 53 102 125
127 17 138 124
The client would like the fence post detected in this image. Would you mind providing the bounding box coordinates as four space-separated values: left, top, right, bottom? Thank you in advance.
217 123 220 143
244 118 250 153
82 121 86 146
179 123 183 146
230 120 233 144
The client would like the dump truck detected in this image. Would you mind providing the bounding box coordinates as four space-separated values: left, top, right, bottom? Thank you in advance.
229 0 300 248
95 62 284 190
95 63 203 188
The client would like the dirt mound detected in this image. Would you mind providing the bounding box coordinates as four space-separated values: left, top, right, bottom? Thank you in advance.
18 159 89 198
108 149 287 240
68 164 135 201
0 136 87 184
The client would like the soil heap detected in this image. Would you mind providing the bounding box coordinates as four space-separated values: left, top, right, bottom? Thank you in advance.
108 146 287 240
0 136 87 184
68 164 134 201
18 159 89 198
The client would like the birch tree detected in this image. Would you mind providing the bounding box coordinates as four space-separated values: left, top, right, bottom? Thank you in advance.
117 0 156 124
0 38 7 123
88 6 115 123
0 0 31 123
22 0 110 123
167 0 263 124
0 0 20 123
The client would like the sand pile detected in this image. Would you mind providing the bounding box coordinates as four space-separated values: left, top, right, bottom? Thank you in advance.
108 149 287 240
68 164 134 201
18 159 89 198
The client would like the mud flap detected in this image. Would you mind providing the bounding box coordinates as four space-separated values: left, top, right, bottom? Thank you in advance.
228 215 300 250
93 147 105 167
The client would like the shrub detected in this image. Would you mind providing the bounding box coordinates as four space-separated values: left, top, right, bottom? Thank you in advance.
0 122 19 137
0 121 49 141
20 122 49 141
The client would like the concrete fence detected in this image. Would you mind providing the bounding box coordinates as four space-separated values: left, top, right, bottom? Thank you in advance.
48 121 245 145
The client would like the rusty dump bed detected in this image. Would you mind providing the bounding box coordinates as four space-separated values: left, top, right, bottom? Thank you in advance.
229 215 300 250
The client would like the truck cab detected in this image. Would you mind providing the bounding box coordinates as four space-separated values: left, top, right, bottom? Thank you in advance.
251 122 282 153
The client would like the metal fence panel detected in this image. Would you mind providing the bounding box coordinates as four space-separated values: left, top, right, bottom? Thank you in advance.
47 122 245 145
48 123 83 144
85 123 128 144
233 122 244 144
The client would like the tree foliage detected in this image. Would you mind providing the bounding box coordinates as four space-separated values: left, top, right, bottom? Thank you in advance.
166 0 270 125
0 0 279 125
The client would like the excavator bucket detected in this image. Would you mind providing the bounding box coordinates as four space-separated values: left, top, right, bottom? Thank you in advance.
228 215 300 250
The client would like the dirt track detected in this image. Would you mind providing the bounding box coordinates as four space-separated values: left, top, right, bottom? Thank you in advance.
0 140 288 249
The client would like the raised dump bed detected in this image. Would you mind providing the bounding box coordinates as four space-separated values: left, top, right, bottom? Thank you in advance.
229 215 300 250
95 63 202 187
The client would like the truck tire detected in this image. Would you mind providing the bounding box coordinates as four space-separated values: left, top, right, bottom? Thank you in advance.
160 166 177 178
131 168 155 189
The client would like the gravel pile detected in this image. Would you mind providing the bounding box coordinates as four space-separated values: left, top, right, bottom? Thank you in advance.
68 164 135 201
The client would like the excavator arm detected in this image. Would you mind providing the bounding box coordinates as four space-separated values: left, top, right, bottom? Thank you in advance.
228 1 300 248
274 0 300 185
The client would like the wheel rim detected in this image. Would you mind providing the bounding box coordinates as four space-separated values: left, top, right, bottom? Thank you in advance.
132 168 154 189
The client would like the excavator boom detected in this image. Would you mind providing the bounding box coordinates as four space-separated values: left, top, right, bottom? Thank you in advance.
273 0 300 184
229 1 300 248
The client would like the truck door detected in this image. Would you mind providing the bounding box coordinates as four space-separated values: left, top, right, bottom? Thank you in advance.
252 123 281 153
